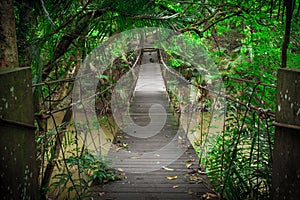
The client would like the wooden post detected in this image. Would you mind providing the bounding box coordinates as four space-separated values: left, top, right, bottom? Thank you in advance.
272 68 300 200
0 67 39 199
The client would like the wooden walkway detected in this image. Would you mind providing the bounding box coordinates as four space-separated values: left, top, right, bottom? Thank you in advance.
92 51 218 200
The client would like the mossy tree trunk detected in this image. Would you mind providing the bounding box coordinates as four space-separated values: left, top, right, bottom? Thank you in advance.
0 0 19 68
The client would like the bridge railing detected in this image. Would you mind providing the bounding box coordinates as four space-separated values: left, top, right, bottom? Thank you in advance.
158 49 276 200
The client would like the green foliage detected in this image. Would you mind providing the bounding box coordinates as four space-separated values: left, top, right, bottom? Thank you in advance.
194 74 275 199
50 149 117 199
37 125 118 199
204 105 274 199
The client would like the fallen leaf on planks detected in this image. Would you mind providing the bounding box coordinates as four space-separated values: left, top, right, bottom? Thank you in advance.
186 189 194 195
197 169 206 175
115 147 121 152
203 192 219 199
186 163 193 168
189 175 203 183
172 185 179 188
98 192 105 196
117 168 124 172
162 166 175 171
166 176 178 180
129 156 140 159
185 158 195 163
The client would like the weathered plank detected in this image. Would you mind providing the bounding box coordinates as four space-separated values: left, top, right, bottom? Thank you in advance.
0 68 39 199
272 68 300 200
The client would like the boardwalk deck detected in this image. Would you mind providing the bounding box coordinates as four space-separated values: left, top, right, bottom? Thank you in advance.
92 51 218 200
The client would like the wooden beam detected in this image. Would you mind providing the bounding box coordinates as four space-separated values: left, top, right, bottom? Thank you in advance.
272 68 300 200
0 67 39 199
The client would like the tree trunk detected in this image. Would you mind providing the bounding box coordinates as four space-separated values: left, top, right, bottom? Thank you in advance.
0 0 19 68
16 0 35 68
281 0 294 68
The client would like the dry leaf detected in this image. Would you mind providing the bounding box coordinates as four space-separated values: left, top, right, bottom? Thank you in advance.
187 189 194 195
186 163 193 168
172 185 179 188
129 156 140 159
197 169 206 175
185 158 195 163
115 147 121 152
98 192 105 196
162 166 175 171
189 175 203 183
203 192 218 199
166 175 178 180
117 168 124 172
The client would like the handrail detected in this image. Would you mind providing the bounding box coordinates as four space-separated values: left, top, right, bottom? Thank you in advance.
36 49 143 117
157 49 275 118
223 75 276 88
32 50 142 87
158 49 191 85
127 50 143 102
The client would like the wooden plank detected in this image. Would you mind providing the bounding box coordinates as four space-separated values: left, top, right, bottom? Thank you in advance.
0 68 39 199
272 68 300 200
92 192 208 200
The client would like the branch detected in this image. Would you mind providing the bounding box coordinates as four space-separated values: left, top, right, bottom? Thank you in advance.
47 0 95 38
42 11 103 80
201 11 242 33
115 10 179 20
174 26 203 38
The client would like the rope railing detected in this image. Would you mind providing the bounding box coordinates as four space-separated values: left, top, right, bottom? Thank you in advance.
224 75 277 88
32 49 143 88
36 84 115 118
158 49 275 118
32 77 75 87
34 50 143 117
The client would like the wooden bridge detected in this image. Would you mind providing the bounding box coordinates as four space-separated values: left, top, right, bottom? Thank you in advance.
91 50 218 200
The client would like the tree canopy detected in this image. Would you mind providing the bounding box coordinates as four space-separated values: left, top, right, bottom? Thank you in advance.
11 0 299 83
